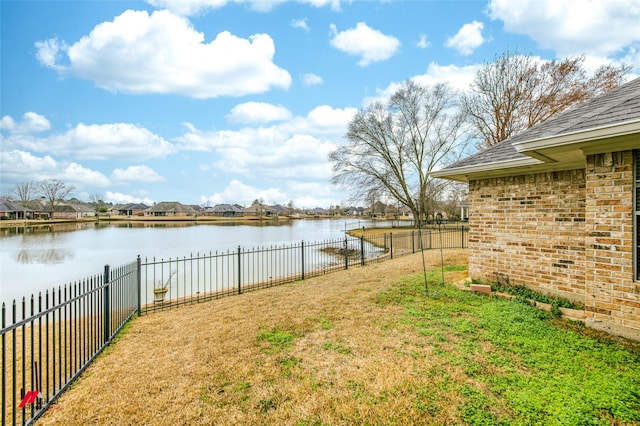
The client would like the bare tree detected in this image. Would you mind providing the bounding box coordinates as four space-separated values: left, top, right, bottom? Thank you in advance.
89 193 105 212
462 52 630 148
438 182 468 221
39 179 75 212
13 182 37 206
330 80 470 226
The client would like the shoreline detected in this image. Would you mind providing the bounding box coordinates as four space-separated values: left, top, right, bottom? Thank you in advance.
0 215 412 230
0 215 297 229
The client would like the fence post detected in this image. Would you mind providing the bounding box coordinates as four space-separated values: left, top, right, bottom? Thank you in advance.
412 230 415 253
136 255 142 316
237 246 242 295
344 237 348 270
390 232 393 259
461 226 465 249
1 302 5 425
360 236 365 266
103 264 110 344
301 241 305 280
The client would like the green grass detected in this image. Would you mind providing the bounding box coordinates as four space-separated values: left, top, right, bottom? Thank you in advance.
377 269 640 426
257 328 296 353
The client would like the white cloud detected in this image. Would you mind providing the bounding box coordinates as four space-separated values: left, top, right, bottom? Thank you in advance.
34 37 68 71
112 165 165 184
4 120 175 161
0 112 50 134
179 104 354 151
330 22 401 66
300 0 341 11
488 0 640 58
302 73 323 86
0 150 58 179
62 163 110 187
0 116 15 131
145 0 231 15
226 102 292 124
200 178 340 208
366 62 480 106
417 33 430 49
305 105 355 130
0 150 110 189
36 10 291 99
415 62 480 91
291 18 310 31
145 0 341 15
176 104 355 188
201 179 287 206
445 21 486 55
104 191 155 205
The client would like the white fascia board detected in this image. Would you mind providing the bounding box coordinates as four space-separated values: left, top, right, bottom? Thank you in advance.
512 120 640 154
430 157 543 180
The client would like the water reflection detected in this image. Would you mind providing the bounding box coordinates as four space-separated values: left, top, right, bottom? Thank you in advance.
0 219 401 305
0 222 97 235
16 248 74 264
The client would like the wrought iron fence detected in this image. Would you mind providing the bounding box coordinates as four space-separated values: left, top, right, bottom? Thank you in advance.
1 225 467 425
1 261 138 426
141 227 468 311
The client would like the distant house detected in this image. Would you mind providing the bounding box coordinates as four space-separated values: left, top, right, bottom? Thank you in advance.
205 204 244 217
188 205 205 216
271 204 289 216
144 201 196 217
112 203 149 216
0 199 30 219
243 203 277 217
345 207 364 216
25 200 49 219
51 203 94 219
307 207 329 216
432 77 640 340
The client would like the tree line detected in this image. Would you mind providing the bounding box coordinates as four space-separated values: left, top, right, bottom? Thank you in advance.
329 51 630 225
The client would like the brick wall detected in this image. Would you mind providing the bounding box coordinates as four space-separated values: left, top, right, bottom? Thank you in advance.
584 151 639 337
468 170 587 303
468 149 640 340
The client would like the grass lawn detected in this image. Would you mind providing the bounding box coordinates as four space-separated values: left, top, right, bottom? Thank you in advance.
36 249 640 425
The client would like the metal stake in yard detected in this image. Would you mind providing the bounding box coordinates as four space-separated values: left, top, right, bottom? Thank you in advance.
436 213 445 285
417 224 428 296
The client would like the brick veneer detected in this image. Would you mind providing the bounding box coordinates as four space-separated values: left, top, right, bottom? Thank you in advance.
468 149 640 340
584 151 639 338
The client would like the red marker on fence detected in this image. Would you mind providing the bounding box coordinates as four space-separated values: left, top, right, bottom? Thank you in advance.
18 390 42 408
19 361 43 409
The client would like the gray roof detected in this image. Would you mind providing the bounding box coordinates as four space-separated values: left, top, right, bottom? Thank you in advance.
146 201 196 213
118 203 149 210
208 204 244 213
0 199 24 212
444 77 640 170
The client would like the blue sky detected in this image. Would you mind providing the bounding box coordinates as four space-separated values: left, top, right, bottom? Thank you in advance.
1 0 639 209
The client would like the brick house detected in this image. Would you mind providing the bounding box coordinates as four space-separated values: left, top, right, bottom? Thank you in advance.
432 77 640 340
144 201 196 217
205 204 245 217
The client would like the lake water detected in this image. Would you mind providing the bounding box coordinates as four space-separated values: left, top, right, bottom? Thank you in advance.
0 218 396 306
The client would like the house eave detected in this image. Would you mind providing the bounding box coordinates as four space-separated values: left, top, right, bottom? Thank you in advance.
431 157 544 182
513 119 640 155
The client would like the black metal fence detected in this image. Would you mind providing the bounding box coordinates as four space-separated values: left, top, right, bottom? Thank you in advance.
1 262 138 426
1 226 467 425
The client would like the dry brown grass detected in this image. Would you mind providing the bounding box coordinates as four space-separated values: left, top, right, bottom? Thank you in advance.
36 249 468 425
